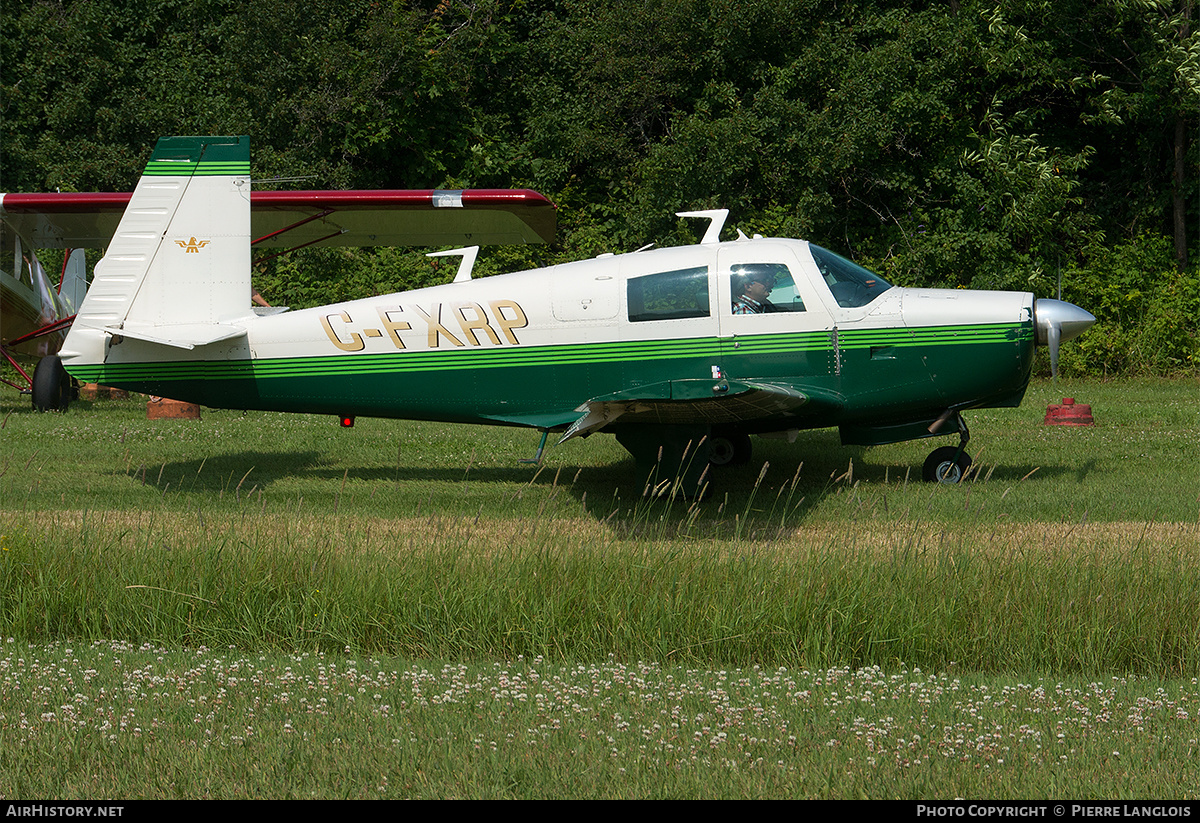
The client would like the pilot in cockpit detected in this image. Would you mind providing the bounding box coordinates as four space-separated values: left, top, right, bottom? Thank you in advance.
732 269 779 314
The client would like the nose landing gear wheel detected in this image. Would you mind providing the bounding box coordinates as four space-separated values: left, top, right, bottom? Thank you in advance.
923 446 972 484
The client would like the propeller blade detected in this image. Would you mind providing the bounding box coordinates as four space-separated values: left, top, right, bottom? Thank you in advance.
1048 321 1061 379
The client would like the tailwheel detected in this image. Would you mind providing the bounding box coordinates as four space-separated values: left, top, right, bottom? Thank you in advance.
923 446 972 484
32 355 71 412
709 433 752 467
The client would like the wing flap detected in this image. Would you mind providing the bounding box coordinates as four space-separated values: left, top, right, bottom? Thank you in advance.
559 380 812 443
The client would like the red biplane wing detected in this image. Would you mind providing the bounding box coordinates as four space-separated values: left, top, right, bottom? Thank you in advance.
0 188 556 250
249 189 556 249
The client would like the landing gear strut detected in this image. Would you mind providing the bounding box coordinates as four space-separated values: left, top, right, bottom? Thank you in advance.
923 412 971 484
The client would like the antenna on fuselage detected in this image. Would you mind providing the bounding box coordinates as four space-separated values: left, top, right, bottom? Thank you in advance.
676 209 729 244
427 246 480 283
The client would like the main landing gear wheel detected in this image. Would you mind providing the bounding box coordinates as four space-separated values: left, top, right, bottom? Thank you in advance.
709 433 752 467
923 446 972 484
32 355 71 412
614 424 713 500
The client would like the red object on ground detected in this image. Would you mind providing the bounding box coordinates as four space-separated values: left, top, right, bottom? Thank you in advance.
80 383 129 400
147 397 201 420
1044 397 1094 426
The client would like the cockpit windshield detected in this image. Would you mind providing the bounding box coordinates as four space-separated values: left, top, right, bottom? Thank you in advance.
2 221 62 323
809 244 891 308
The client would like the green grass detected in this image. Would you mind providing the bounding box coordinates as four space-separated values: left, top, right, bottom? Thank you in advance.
2 378 1195 527
2 506 1199 672
0 378 1197 797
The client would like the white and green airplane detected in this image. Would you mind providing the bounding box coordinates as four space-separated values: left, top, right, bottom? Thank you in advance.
58 136 1094 493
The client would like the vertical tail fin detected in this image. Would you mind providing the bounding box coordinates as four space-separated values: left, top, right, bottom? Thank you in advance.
66 135 251 352
58 249 88 313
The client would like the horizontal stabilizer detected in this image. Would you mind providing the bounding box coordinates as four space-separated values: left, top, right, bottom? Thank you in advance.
100 322 247 350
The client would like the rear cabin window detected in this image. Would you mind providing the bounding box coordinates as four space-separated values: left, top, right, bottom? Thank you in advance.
627 266 710 323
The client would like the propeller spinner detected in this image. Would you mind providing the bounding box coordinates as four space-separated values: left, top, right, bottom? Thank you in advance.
1034 299 1096 378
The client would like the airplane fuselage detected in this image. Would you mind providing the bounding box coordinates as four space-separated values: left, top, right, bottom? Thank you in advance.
1 231 67 359
64 237 1036 447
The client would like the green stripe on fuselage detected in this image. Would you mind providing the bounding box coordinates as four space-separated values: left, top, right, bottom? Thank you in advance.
67 321 1032 423
839 323 1029 348
68 324 1032 383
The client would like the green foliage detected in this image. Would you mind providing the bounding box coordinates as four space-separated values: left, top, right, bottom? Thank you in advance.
254 247 449 309
2 0 1196 374
251 243 558 310
1057 233 1200 376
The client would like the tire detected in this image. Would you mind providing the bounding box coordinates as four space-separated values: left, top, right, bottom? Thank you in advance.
922 445 971 484
31 355 70 412
709 433 752 467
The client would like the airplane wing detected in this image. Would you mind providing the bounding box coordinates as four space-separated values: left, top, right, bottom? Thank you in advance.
249 189 556 248
558 379 819 443
0 188 556 249
0 192 131 249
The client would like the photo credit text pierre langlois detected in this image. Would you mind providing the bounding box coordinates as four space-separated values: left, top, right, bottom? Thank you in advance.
917 806 1194 819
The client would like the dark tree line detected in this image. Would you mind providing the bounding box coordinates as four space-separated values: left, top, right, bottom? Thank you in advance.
3 0 1196 373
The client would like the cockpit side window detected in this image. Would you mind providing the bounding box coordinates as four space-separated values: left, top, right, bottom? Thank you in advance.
627 266 710 322
809 244 892 308
4 226 40 289
729 263 805 315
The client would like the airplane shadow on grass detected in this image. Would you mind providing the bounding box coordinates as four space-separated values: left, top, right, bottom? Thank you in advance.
128 429 1073 537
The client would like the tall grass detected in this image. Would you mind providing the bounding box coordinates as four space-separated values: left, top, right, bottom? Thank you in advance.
3 505 1197 674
